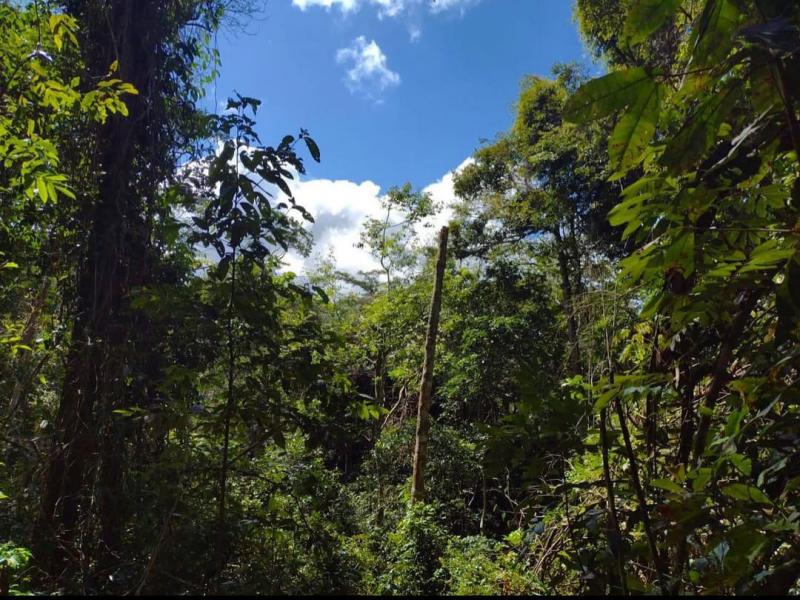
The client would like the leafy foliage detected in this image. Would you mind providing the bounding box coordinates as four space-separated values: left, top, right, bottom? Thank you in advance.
1 0 799 596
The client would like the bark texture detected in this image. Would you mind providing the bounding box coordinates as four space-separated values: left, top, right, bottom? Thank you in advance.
411 226 448 503
36 1 170 585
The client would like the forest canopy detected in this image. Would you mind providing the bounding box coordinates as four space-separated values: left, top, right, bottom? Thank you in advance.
0 0 799 595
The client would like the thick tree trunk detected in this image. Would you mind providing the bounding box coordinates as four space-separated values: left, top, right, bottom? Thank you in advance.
410 227 448 503
36 0 163 584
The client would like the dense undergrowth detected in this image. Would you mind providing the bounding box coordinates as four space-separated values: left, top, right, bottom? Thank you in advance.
1 0 799 595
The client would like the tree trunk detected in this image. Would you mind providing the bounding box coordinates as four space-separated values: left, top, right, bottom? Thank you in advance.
36 0 164 584
553 228 581 375
599 407 626 594
691 291 760 466
410 227 448 503
8 277 51 418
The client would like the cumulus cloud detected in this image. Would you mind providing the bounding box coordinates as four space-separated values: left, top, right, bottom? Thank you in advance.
292 0 358 11
280 176 384 275
178 148 471 278
336 36 400 98
292 0 479 18
428 0 479 14
416 157 473 240
279 158 473 276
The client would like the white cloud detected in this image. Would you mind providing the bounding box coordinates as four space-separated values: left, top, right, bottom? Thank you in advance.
292 0 479 18
178 148 471 278
281 176 385 275
336 36 400 97
428 0 478 14
415 157 473 242
292 0 359 12
278 158 473 276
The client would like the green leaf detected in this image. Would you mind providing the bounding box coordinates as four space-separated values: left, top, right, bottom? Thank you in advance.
697 400 716 416
117 82 138 95
37 176 49 202
357 401 382 421
54 184 76 199
665 231 695 276
691 467 713 492
619 248 652 283
505 528 524 546
721 483 772 505
563 68 652 124
740 241 794 273
609 80 661 171
660 79 740 173
625 0 682 45
304 136 321 162
690 0 742 67
652 478 684 494
727 454 752 476
592 388 617 413
723 405 748 437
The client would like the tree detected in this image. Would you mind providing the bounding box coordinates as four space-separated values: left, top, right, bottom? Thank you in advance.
411 226 448 503
453 65 623 375
358 183 438 292
35 1 225 583
564 0 800 593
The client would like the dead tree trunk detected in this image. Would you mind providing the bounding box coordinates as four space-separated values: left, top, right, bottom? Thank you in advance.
410 226 448 503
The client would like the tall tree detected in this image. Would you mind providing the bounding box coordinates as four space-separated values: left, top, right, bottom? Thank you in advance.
35 0 223 584
566 0 800 592
453 65 622 375
410 226 448 503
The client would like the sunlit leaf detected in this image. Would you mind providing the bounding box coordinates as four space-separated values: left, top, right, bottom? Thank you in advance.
563 68 652 124
624 0 682 45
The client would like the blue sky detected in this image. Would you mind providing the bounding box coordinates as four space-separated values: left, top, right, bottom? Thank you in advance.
207 0 595 274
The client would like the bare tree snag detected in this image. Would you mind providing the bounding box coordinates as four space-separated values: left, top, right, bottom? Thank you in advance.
410 226 448 503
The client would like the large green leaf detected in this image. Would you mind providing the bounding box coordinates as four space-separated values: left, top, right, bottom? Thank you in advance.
739 240 794 274
690 0 742 67
652 478 685 494
691 467 713 492
624 0 682 45
609 80 662 172
660 79 740 173
721 483 772 505
609 194 649 229
563 68 653 124
727 453 752 476
664 230 695 276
